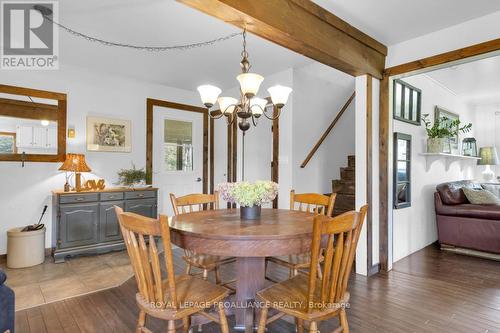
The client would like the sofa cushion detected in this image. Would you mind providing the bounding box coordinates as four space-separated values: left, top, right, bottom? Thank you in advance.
436 180 482 205
436 202 500 220
463 187 500 205
482 184 500 199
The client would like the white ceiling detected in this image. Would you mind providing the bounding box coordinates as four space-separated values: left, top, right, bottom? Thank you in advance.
424 55 500 107
58 0 311 90
55 0 500 90
313 0 500 45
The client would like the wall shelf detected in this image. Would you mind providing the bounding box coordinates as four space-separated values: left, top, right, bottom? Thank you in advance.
419 153 480 172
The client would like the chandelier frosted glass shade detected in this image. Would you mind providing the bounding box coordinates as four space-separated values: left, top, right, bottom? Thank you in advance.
250 97 268 116
237 73 264 97
268 85 292 107
197 85 222 108
217 96 239 115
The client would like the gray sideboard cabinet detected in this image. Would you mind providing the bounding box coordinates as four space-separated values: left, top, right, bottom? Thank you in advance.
52 187 158 263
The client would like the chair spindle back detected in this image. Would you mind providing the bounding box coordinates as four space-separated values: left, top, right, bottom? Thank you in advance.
307 205 368 311
115 206 177 309
170 191 219 215
290 190 336 216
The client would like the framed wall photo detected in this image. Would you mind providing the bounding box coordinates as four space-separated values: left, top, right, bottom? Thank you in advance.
434 106 459 154
87 116 131 152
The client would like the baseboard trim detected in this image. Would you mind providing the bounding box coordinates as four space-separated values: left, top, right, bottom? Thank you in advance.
368 263 380 276
441 245 500 261
0 248 53 265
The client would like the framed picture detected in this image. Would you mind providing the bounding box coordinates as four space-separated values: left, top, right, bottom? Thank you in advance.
434 106 459 154
87 116 131 152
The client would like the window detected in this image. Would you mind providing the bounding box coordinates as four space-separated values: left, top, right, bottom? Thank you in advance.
394 132 411 209
0 132 16 154
164 119 193 172
393 79 421 125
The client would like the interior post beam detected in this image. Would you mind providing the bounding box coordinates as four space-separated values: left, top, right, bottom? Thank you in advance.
177 0 386 79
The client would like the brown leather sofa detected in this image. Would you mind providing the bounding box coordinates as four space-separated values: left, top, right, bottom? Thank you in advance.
434 180 500 254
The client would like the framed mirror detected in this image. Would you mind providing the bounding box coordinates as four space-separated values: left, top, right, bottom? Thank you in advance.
0 84 66 162
393 132 412 209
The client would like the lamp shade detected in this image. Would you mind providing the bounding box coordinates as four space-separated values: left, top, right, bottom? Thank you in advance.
250 97 268 116
477 147 499 166
237 73 264 97
59 153 91 172
217 97 238 115
197 85 221 107
268 85 292 106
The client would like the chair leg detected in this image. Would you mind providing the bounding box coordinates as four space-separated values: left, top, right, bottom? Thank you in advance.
217 302 229 333
214 266 221 284
185 263 192 275
257 305 268 333
309 321 319 333
182 316 191 333
135 310 146 333
296 318 304 333
167 320 176 333
339 308 349 333
317 263 323 280
202 269 208 280
293 268 298 276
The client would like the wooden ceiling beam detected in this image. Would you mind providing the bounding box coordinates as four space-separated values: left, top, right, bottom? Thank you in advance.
177 0 386 79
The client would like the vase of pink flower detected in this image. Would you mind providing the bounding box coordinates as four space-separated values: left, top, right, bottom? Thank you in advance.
217 181 279 220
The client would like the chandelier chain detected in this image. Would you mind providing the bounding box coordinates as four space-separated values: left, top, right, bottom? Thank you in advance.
41 14 242 52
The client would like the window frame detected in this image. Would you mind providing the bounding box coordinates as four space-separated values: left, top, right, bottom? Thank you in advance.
393 132 412 209
393 79 421 126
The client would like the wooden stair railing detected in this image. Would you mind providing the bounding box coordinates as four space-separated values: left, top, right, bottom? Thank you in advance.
300 92 355 168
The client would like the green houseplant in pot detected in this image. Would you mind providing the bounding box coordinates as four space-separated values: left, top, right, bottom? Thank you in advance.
422 114 472 153
116 164 147 188
217 181 278 220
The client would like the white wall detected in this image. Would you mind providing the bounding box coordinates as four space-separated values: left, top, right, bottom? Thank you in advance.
0 64 199 254
387 11 500 68
473 105 500 179
292 64 355 194
392 74 476 263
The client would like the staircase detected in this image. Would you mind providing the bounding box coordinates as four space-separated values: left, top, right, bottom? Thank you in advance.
331 155 355 216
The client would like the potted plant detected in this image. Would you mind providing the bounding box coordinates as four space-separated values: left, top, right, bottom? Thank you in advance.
116 164 148 188
422 114 472 153
217 181 279 220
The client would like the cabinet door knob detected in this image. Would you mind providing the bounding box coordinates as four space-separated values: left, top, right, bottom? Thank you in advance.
76 197 84 201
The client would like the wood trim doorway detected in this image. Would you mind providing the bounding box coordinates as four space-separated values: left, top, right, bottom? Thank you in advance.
379 38 500 272
146 98 209 194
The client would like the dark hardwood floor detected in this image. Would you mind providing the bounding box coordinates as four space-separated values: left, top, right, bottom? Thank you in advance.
14 244 500 333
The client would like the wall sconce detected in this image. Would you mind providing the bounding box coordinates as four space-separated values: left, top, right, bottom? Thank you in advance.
67 126 75 139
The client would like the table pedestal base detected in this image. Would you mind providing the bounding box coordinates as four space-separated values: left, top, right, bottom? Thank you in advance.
234 257 266 331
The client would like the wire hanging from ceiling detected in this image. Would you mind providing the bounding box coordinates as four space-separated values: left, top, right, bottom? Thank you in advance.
34 5 242 52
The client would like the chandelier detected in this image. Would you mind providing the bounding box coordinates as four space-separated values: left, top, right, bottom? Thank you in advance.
197 30 292 132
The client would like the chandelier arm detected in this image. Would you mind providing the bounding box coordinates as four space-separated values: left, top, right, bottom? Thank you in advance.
209 111 225 120
261 105 282 120
251 113 259 127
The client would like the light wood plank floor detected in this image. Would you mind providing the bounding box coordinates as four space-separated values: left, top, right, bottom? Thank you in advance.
14 244 500 333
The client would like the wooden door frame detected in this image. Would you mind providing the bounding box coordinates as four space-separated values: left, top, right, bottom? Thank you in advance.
146 98 209 194
379 38 500 271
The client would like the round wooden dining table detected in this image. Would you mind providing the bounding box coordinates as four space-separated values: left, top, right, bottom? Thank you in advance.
169 208 315 331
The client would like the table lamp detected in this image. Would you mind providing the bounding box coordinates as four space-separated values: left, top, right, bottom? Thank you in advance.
477 147 499 182
59 153 91 192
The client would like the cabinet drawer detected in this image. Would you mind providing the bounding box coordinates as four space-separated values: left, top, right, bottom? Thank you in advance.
100 192 124 201
60 193 99 204
124 190 156 200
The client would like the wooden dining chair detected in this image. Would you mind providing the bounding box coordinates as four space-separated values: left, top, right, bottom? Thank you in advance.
170 192 236 283
266 190 336 280
257 205 368 333
114 206 230 333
